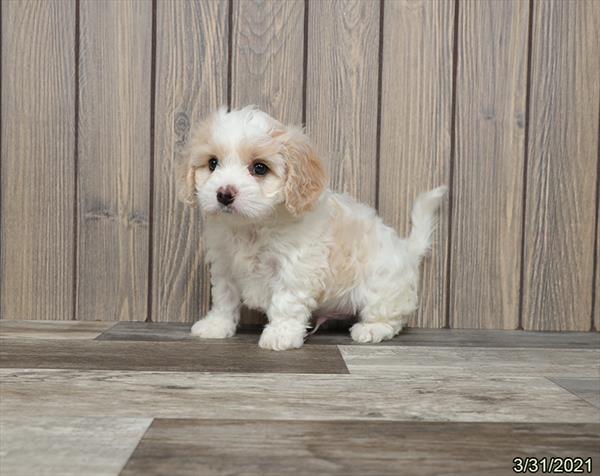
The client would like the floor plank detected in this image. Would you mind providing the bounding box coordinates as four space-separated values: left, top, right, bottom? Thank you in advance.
340 346 600 378
0 340 348 374
96 321 206 341
121 419 600 476
0 320 117 340
0 416 151 476
549 377 600 409
1 370 597 423
96 321 600 349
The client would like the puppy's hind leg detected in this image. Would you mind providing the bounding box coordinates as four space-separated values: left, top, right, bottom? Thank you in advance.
350 286 416 344
350 310 405 344
350 186 447 344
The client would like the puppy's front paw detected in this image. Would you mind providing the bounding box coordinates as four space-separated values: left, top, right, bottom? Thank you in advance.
191 312 236 339
258 321 306 351
350 322 396 344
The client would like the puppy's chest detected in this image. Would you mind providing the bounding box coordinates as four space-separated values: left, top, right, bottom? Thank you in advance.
228 231 282 310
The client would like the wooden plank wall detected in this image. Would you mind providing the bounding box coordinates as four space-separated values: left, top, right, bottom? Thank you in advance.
1 0 76 320
77 0 152 321
378 0 453 329
450 0 528 329
522 0 600 331
150 0 228 323
1 0 599 331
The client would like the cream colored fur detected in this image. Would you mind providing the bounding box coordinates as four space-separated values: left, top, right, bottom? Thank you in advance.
179 106 446 350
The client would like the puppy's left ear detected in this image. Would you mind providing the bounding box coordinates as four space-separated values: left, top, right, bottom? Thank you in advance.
279 127 327 215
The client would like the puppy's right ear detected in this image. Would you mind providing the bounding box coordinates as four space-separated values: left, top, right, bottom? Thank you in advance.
176 150 199 207
176 110 223 207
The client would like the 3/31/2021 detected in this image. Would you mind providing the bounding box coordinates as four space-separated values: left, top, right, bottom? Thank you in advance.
513 457 593 474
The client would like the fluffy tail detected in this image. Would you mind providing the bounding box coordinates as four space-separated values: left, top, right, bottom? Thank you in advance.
407 186 448 257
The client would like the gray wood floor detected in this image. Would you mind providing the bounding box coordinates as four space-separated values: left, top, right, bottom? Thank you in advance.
1 320 599 476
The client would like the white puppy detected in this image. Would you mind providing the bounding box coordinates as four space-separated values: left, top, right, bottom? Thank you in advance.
179 106 446 351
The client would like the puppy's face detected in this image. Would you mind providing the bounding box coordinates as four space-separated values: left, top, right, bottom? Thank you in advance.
179 107 326 220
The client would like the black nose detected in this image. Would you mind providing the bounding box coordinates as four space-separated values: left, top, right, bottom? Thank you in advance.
217 190 235 205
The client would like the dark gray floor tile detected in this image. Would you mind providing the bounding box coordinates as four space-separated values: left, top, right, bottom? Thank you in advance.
96 321 600 349
121 419 600 476
549 377 600 408
0 339 348 374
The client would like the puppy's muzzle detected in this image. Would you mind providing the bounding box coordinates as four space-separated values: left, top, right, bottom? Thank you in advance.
217 185 237 206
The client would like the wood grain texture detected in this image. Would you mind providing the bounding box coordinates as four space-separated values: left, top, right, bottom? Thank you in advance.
151 0 228 322
122 419 600 476
450 0 528 329
230 0 304 124
522 0 600 330
2 369 597 423
0 416 151 476
230 0 305 325
378 0 453 328
77 0 152 321
95 321 600 349
0 320 116 340
305 0 379 205
340 346 600 378
0 339 349 374
0 0 76 320
596 188 600 330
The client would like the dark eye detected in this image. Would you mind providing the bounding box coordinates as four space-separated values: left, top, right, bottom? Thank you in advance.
208 157 219 172
252 162 269 176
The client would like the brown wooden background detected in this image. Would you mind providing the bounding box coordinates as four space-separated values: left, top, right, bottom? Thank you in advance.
1 0 599 331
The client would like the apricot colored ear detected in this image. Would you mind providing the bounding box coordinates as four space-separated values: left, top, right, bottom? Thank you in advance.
176 158 198 207
281 128 327 215
176 110 223 207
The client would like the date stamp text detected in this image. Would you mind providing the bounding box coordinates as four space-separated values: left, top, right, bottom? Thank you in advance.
513 457 593 474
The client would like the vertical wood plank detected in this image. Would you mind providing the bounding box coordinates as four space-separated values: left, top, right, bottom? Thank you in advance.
230 0 304 124
596 116 600 332
152 0 228 322
306 0 379 206
0 0 75 320
231 0 304 325
595 186 599 330
378 0 454 328
450 0 528 329
523 0 600 331
77 0 152 321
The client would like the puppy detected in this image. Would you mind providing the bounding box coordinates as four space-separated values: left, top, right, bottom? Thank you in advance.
179 106 446 350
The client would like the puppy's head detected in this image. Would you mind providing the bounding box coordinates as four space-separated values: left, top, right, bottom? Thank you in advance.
178 106 326 220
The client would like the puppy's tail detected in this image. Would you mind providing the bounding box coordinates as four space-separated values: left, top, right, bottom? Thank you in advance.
407 186 448 258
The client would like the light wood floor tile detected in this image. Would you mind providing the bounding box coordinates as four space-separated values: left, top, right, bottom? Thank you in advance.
0 416 151 476
549 377 600 408
0 320 116 340
1 370 598 423
121 419 600 476
339 346 600 378
0 339 348 374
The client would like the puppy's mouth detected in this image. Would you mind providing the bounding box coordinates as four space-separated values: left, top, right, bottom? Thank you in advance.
217 203 239 215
